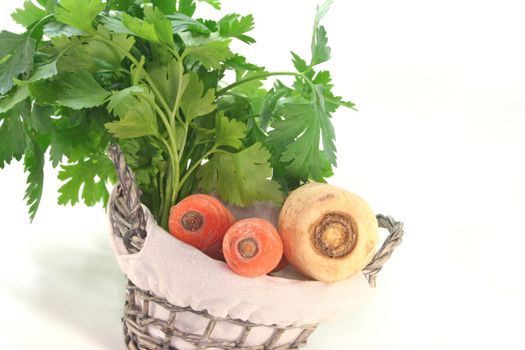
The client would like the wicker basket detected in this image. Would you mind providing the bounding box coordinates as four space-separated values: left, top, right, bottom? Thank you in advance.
107 145 404 350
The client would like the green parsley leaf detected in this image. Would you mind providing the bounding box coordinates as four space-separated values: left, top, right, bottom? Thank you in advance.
260 84 287 130
46 31 134 74
105 87 159 139
57 155 114 206
11 1 47 28
55 0 105 33
178 0 196 17
87 27 136 68
310 0 332 66
218 14 255 44
197 142 282 206
0 107 28 169
148 59 189 109
180 72 216 122
291 52 313 78
24 136 45 221
151 0 176 15
0 86 29 113
143 6 175 48
224 54 264 72
231 72 268 116
198 0 221 10
311 26 330 66
0 31 36 94
29 71 110 110
122 13 160 43
166 14 211 35
312 71 355 111
268 101 336 180
214 112 245 149
184 39 233 70
43 22 85 37
29 104 54 133
20 59 58 83
45 0 59 14
120 7 174 47
47 109 105 166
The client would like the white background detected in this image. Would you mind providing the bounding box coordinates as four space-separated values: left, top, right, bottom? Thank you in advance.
1 0 524 349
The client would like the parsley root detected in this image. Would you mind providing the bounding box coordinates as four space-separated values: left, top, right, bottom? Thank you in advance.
223 218 283 277
279 183 379 282
169 194 235 259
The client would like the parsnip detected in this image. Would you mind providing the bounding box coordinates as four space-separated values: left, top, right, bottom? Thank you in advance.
278 183 378 282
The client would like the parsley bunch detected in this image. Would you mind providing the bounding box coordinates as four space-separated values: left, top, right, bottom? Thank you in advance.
0 0 354 229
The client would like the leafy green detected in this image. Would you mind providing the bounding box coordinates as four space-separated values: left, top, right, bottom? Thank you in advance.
47 108 112 167
55 0 105 33
19 60 58 83
260 84 287 130
57 155 114 206
105 87 159 139
24 137 45 221
151 0 176 15
218 14 255 44
11 1 47 28
28 70 111 109
122 13 160 43
178 0 196 17
311 26 330 66
311 0 332 66
214 112 245 149
268 100 336 180
0 86 29 113
184 39 233 70
0 0 352 225
0 31 36 94
180 73 216 122
43 22 84 37
198 143 282 206
44 31 134 74
166 14 211 34
143 6 175 48
0 107 27 169
198 0 221 10
148 59 188 109
29 104 54 133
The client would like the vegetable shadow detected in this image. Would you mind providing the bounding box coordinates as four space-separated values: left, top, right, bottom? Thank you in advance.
6 231 127 349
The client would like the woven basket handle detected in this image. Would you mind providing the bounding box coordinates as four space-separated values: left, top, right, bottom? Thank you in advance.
363 215 404 287
108 144 147 253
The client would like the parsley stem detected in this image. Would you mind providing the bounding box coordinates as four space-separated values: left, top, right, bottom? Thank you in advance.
217 72 298 95
177 147 217 192
160 164 173 228
178 122 189 159
217 70 322 110
92 34 182 207
170 60 185 126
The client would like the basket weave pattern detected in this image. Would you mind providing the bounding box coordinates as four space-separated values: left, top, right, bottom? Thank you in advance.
108 145 404 350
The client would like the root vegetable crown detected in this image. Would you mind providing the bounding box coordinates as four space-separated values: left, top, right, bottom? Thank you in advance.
238 238 259 259
223 218 283 277
181 211 204 231
312 212 357 258
279 182 379 282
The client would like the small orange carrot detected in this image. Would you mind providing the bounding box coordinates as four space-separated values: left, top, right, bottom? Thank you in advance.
169 194 235 259
222 218 283 277
271 255 289 273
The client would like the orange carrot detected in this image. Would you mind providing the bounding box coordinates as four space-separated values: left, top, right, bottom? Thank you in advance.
222 218 283 277
271 255 289 273
169 194 235 259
